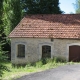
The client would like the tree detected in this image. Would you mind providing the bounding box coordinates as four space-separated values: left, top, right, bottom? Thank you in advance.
0 0 4 41
3 0 22 35
3 0 12 35
10 0 22 31
22 0 62 14
0 0 8 77
0 42 8 77
2 0 22 60
75 0 80 13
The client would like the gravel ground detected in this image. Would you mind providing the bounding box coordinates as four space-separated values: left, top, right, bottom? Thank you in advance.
16 64 80 80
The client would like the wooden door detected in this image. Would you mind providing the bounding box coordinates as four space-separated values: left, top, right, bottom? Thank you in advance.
69 45 80 62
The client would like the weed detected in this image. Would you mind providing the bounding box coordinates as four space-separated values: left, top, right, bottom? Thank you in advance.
0 58 76 80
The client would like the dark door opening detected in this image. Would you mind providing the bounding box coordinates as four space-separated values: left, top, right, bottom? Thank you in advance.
42 45 51 59
69 45 80 62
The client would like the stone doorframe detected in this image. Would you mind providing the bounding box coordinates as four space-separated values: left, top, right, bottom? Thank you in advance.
67 43 80 61
38 42 54 60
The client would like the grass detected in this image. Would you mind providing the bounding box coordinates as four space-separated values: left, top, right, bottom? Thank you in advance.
0 58 79 80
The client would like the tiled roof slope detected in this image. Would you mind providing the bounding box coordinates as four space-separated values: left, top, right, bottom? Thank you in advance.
9 14 80 39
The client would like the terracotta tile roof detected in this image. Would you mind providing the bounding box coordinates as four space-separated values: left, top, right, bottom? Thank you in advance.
9 14 80 39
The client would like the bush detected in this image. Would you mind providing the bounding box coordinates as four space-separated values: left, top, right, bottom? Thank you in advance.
0 42 8 77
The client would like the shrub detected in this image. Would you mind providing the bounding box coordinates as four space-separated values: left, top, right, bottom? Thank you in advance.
0 42 8 77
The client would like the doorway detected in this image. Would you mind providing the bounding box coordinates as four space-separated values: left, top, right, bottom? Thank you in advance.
69 45 80 62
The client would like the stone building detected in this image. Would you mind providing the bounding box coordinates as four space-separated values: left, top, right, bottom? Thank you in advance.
9 14 80 64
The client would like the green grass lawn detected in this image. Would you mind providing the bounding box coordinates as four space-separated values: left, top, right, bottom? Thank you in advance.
0 58 77 80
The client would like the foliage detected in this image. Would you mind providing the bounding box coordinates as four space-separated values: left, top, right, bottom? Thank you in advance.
3 0 12 35
0 0 4 41
0 0 3 26
0 42 8 77
0 58 67 80
3 0 22 35
0 0 9 76
22 0 63 14
10 0 22 30
75 0 80 13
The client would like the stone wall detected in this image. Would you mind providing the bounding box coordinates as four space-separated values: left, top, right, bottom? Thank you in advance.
54 39 80 61
11 38 54 64
11 38 80 64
